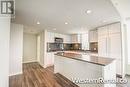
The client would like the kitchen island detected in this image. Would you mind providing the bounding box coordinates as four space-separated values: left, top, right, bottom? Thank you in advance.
54 52 116 87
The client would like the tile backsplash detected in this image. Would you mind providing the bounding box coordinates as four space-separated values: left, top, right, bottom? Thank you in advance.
47 43 82 52
90 42 98 52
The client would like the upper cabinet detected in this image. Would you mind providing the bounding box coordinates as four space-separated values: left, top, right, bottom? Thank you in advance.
63 35 71 43
46 31 71 43
46 32 54 43
98 23 121 37
89 29 98 42
71 34 81 43
98 26 108 37
81 33 89 50
108 23 121 34
98 23 121 58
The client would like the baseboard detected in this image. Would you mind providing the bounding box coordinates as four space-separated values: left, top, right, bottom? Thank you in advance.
39 64 54 68
46 64 54 68
38 62 45 68
27 62 54 69
9 71 23 76
23 60 37 64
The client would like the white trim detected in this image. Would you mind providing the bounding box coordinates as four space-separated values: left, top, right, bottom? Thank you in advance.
9 72 22 76
23 60 37 64
38 62 45 68
42 64 54 68
46 64 54 68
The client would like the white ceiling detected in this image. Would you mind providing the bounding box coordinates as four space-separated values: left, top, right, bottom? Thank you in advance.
23 26 42 34
13 0 120 34
110 0 130 19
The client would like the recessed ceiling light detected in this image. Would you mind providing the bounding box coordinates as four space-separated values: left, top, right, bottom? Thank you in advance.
65 22 68 25
86 10 92 14
37 21 40 24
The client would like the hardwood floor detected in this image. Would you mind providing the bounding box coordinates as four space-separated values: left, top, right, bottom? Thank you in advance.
9 62 78 87
9 62 130 87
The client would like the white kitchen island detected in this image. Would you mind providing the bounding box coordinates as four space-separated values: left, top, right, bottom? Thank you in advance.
54 52 116 87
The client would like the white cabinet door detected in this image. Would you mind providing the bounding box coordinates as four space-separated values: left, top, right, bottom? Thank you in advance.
71 34 81 43
54 33 60 38
81 33 89 50
108 33 122 75
64 35 71 43
89 30 93 42
98 26 108 57
93 30 98 42
89 30 98 42
47 32 54 43
46 53 54 66
77 34 81 43
108 34 121 59
98 26 108 36
71 34 76 43
108 23 121 34
46 32 50 42
98 23 122 75
98 36 108 57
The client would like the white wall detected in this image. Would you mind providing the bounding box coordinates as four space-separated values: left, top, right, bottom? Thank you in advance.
0 17 10 87
9 23 23 76
37 35 41 63
38 31 45 67
23 33 37 63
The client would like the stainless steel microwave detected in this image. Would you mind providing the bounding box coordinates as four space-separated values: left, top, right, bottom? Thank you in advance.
55 37 63 43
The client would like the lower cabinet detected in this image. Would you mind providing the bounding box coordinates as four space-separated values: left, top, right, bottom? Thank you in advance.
46 52 55 67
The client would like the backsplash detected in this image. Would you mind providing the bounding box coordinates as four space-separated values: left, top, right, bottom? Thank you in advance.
47 43 82 52
90 42 98 52
64 43 81 50
47 43 64 52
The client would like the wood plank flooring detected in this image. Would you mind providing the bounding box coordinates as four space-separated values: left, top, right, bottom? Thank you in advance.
9 62 78 87
9 62 130 87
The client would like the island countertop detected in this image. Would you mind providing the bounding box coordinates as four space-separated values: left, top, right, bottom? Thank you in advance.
55 52 115 66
